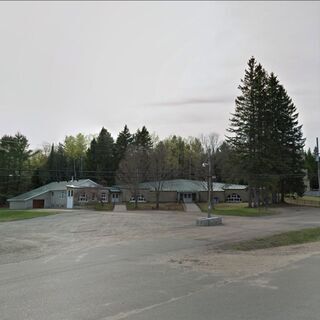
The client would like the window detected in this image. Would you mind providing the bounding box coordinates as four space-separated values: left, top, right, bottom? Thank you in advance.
130 194 146 202
79 193 87 202
226 193 241 203
101 192 107 202
67 190 73 197
92 193 95 201
60 191 66 199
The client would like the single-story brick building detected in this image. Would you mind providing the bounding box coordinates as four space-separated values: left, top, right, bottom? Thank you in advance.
8 178 248 209
118 179 248 204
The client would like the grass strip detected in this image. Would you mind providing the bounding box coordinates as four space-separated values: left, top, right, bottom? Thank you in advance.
0 210 59 222
126 202 184 211
229 227 320 251
197 203 275 217
94 203 115 211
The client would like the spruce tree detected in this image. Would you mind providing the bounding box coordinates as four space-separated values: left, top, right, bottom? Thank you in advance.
265 73 305 198
228 57 305 206
56 143 69 181
95 127 114 185
114 125 133 170
86 138 98 180
45 144 57 183
133 126 152 150
227 57 269 205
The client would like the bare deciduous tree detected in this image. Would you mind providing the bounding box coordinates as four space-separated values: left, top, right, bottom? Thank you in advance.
116 145 149 209
148 142 171 209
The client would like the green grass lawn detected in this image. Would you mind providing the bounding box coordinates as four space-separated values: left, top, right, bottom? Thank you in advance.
228 227 320 251
197 202 275 217
126 202 184 211
94 203 114 211
0 209 59 222
285 195 320 207
301 196 320 201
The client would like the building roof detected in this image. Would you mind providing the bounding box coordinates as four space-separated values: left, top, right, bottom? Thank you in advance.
139 179 247 192
109 187 121 193
8 179 101 202
221 183 248 190
140 179 208 192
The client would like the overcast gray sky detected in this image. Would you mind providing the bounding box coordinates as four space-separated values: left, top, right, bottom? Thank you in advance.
0 1 319 150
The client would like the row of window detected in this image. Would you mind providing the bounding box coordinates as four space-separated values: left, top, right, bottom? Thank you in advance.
78 192 108 202
129 194 146 202
226 193 242 202
59 191 242 203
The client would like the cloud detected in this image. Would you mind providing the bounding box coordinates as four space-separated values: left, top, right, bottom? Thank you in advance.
148 96 233 107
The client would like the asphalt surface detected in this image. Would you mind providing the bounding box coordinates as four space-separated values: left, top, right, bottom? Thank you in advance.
1 207 320 320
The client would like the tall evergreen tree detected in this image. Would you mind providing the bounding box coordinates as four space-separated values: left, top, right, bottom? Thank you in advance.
95 127 115 185
133 126 152 150
41 143 70 184
227 57 270 206
227 57 305 206
114 125 133 170
266 74 305 199
45 144 58 183
85 138 98 180
0 133 32 202
56 143 70 181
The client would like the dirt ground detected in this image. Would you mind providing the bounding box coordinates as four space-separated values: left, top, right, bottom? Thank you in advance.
1 205 320 283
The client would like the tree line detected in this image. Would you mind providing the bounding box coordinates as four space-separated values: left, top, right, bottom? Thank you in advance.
0 57 318 206
227 57 315 206
0 126 218 204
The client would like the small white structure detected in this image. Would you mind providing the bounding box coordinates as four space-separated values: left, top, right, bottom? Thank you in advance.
66 189 74 209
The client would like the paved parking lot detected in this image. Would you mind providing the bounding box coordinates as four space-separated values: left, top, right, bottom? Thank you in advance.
1 206 320 319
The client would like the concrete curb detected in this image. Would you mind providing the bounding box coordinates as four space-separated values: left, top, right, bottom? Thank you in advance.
196 216 222 226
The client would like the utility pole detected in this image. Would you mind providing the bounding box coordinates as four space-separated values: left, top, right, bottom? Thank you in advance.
206 151 215 218
208 156 212 218
317 137 320 192
202 158 212 218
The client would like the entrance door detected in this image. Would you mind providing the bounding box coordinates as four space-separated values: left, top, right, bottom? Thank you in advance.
183 193 193 203
111 193 120 203
33 199 44 208
67 190 74 209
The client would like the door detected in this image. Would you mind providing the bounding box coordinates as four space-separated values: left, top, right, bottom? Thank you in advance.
183 193 193 203
33 199 44 208
111 193 120 203
67 190 74 209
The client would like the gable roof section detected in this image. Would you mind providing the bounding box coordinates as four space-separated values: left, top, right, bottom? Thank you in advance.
66 179 102 189
139 179 247 192
222 183 247 190
139 179 205 192
8 179 100 202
